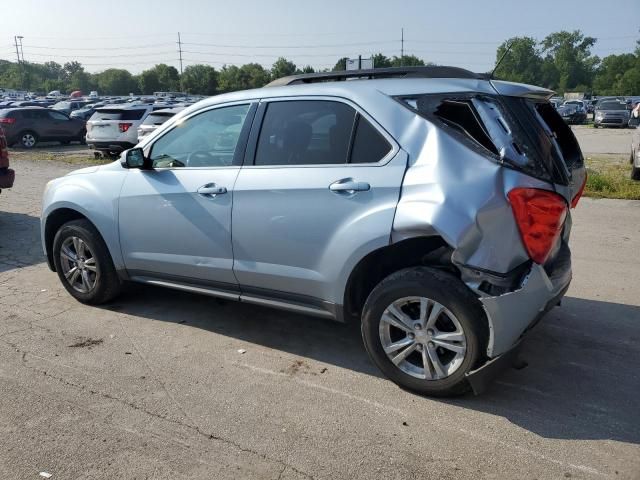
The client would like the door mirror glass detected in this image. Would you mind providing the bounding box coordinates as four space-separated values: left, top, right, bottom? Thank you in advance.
123 148 146 169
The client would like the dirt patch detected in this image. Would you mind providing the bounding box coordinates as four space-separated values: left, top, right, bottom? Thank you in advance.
68 337 103 348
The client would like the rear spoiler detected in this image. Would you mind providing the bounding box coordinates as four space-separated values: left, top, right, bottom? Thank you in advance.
489 80 555 101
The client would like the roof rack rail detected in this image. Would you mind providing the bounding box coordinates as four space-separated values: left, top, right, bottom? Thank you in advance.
266 66 488 87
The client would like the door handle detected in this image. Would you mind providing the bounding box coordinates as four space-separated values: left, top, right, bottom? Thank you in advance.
329 179 370 193
197 183 227 196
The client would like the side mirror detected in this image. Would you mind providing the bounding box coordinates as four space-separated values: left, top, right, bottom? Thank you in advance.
122 147 146 169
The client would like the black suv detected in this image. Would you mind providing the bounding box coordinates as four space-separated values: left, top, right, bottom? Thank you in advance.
0 107 86 148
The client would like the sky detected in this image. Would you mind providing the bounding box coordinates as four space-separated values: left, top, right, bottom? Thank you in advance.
2 0 639 74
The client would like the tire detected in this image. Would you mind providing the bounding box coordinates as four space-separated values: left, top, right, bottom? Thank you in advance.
361 267 487 397
52 219 122 304
631 164 640 181
19 131 38 148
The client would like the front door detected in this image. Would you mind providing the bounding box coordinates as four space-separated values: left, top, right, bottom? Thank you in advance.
118 102 255 289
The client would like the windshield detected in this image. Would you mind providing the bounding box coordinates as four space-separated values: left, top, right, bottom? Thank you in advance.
599 102 626 111
53 102 71 109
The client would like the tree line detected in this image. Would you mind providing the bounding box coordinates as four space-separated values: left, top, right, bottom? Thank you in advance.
0 30 638 96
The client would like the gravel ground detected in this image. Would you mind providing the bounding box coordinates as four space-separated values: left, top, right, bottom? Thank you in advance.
1 137 639 479
571 125 635 155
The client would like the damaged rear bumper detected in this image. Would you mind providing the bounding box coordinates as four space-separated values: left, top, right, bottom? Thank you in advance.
465 278 570 394
479 261 571 358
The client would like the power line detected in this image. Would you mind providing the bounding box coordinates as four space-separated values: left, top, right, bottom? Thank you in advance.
181 40 397 49
18 43 175 51
20 51 177 58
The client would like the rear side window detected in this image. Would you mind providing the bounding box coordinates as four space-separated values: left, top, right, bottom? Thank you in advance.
255 100 356 166
90 109 146 121
350 116 392 163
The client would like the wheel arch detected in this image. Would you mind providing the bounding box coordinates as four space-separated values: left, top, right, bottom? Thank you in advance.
342 235 459 323
43 206 122 276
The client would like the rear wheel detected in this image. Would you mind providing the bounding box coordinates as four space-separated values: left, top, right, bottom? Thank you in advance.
361 267 487 397
19 131 38 148
632 164 640 181
53 219 122 304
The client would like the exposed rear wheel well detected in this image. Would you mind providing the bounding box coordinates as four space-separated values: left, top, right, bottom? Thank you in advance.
343 236 458 323
44 208 89 270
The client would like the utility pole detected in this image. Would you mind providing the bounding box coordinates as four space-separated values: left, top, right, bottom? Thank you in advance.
14 36 23 90
18 36 25 63
177 32 184 92
400 28 404 66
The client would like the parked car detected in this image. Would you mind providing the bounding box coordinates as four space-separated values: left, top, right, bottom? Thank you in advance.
0 107 86 148
52 100 88 115
137 106 184 141
0 127 15 192
594 101 631 128
631 118 640 180
86 104 155 156
41 66 586 396
70 106 98 121
557 104 586 124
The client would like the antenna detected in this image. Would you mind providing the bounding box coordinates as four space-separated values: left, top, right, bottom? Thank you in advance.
400 28 404 66
490 40 513 79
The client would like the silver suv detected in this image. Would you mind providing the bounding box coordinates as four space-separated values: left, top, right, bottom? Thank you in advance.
41 67 587 396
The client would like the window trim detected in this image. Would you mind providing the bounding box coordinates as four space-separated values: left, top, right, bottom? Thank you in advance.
243 95 399 169
142 101 258 170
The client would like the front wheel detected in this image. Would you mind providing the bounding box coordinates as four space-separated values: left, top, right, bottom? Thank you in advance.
632 164 640 181
52 219 122 304
361 267 487 397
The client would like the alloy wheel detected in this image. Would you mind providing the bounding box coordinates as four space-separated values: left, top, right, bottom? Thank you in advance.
379 296 467 380
59 236 98 293
21 133 36 148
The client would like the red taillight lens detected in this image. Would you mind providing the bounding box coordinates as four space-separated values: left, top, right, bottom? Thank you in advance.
507 188 568 264
571 173 587 208
118 122 133 133
0 118 16 125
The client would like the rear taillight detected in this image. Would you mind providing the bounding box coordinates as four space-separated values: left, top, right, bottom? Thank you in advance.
0 118 16 125
507 188 568 264
118 122 133 133
571 173 587 208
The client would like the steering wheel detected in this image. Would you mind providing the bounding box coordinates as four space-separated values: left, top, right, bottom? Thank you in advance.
186 150 217 167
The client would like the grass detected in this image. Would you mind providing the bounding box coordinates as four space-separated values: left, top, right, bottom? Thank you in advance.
9 149 110 166
584 154 640 200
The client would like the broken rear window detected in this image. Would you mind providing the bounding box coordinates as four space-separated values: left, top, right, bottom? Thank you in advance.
400 93 578 185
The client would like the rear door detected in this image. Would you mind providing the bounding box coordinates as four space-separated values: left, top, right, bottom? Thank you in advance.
231 98 407 304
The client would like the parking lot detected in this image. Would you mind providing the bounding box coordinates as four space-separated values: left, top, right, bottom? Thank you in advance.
1 128 639 479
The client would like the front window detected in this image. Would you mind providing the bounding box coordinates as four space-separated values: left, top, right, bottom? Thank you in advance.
149 104 250 168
